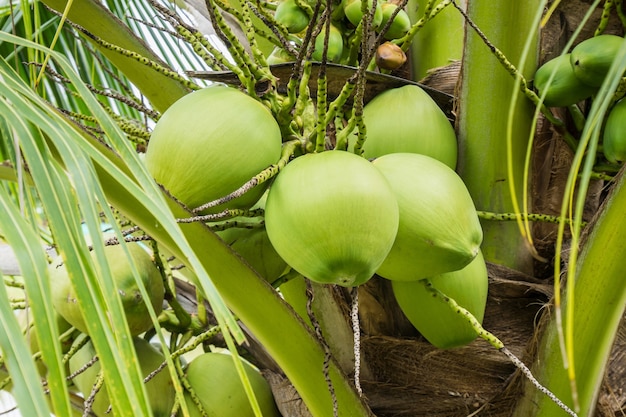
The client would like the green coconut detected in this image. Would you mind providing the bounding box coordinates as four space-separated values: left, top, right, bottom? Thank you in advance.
603 98 626 163
571 34 625 87
265 151 399 287
379 3 411 40
350 84 458 169
68 337 175 417
275 0 310 33
50 243 164 336
182 352 280 417
533 53 597 107
372 153 483 281
392 250 489 349
312 24 344 63
342 0 383 28
216 193 288 283
144 86 282 213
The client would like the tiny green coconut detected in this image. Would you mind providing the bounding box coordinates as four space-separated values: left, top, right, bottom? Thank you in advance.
379 2 411 40
50 243 164 336
275 0 310 33
571 34 625 87
312 24 344 63
182 352 280 417
144 86 282 213
350 84 458 169
265 150 399 287
603 98 626 163
533 54 597 107
372 153 483 281
392 250 488 349
342 0 383 28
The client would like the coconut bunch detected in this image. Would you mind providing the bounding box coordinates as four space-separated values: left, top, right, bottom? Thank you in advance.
533 34 626 167
139 81 489 350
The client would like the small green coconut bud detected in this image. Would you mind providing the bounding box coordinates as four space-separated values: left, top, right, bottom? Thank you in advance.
275 0 310 33
342 0 383 28
392 250 488 349
312 24 344 63
349 84 458 169
372 153 483 281
379 3 411 40
265 151 399 287
144 86 282 213
375 41 407 70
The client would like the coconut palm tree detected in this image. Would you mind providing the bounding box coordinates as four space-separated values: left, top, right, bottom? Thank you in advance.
0 0 624 416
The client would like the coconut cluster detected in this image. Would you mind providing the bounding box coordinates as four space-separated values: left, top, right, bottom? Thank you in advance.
50 80 489 417
140 83 488 350
269 0 412 69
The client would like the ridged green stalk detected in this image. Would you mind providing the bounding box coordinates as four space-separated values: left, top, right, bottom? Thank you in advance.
456 1 540 274
408 0 465 80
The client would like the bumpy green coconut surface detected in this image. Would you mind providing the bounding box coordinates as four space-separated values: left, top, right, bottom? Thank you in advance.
50 243 164 336
392 250 488 349
351 84 458 169
144 86 282 213
372 153 483 281
265 150 399 287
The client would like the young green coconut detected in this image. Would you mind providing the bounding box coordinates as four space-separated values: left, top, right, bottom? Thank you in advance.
215 194 288 283
350 84 458 169
603 98 626 163
144 85 282 213
69 337 175 417
50 243 164 336
181 352 280 417
533 53 597 107
372 153 483 281
571 34 625 88
392 250 488 349
265 150 399 287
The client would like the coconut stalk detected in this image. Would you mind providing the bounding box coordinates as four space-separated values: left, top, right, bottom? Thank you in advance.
456 0 541 274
